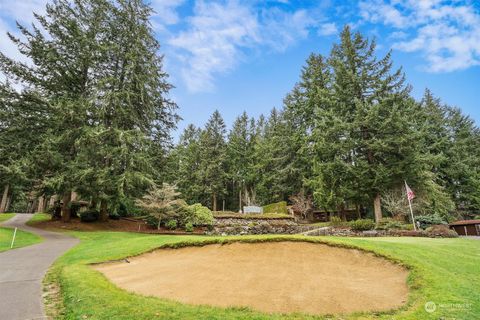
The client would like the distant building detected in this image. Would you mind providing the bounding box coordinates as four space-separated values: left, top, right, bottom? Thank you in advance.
449 220 480 236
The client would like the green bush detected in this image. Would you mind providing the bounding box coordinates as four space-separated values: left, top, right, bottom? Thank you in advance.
165 219 177 230
117 197 142 217
117 202 129 217
108 212 120 220
350 219 375 231
182 203 214 226
80 210 99 223
426 225 458 238
416 214 447 229
329 216 344 227
144 215 159 228
184 222 194 232
69 201 82 218
262 201 288 214
376 218 407 230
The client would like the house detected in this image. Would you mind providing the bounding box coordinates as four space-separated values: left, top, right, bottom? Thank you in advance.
449 220 480 236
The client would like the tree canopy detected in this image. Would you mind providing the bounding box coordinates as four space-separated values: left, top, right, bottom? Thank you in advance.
1 4 478 224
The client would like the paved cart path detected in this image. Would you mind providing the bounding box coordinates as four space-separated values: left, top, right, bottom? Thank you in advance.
0 214 78 320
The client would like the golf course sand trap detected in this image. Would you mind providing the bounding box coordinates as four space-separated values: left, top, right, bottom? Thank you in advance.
94 241 409 315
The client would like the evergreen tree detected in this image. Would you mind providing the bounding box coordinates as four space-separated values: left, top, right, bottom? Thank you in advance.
254 108 299 204
310 26 424 222
198 111 227 211
226 112 257 210
74 0 178 220
171 124 205 204
0 0 178 220
0 0 105 219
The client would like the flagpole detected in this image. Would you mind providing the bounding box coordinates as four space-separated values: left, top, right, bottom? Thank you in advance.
405 181 417 231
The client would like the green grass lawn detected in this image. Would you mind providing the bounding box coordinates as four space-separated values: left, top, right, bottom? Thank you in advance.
0 213 16 223
27 213 52 225
0 213 42 252
45 232 480 320
0 227 42 252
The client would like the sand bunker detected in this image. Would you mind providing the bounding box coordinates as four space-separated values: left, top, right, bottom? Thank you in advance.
94 241 408 315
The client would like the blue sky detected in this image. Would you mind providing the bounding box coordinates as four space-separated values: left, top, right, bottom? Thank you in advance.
1 0 479 136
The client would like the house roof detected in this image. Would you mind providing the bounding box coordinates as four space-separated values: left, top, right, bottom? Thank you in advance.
449 219 480 226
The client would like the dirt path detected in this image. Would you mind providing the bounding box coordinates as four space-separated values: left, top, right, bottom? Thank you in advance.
94 241 409 315
0 214 78 320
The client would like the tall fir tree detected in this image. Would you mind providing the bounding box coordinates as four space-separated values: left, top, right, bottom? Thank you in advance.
0 0 178 220
310 26 425 222
199 110 227 211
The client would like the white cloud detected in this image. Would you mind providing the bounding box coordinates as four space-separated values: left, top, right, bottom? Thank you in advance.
167 0 321 92
359 0 480 72
0 0 46 84
317 22 337 36
168 0 261 92
150 0 185 32
0 0 46 24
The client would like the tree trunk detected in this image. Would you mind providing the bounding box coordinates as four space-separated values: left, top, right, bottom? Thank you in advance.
37 195 45 213
356 204 361 219
0 184 9 213
100 199 108 222
5 194 12 212
61 191 72 222
212 193 217 212
238 188 242 213
374 193 382 223
338 204 346 221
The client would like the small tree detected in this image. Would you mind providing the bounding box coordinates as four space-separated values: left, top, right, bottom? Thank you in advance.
382 188 410 220
289 191 313 221
135 183 185 229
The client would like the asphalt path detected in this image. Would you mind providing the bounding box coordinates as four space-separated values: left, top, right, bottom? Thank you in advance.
0 214 78 320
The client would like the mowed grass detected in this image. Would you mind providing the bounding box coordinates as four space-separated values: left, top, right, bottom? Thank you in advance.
0 213 42 252
44 231 480 320
0 213 16 223
0 228 42 252
27 213 52 225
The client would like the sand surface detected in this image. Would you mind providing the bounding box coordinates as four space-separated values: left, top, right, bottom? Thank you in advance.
94 241 408 315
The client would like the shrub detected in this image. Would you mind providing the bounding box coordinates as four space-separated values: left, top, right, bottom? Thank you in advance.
69 201 81 218
376 218 408 230
145 215 159 228
117 202 129 217
109 212 120 220
184 222 194 232
262 201 288 214
416 214 447 229
426 225 458 238
329 216 344 227
165 219 177 230
350 219 375 231
182 203 214 226
80 210 99 223
135 183 186 229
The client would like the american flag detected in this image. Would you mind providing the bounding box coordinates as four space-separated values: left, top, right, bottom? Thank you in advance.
405 182 415 201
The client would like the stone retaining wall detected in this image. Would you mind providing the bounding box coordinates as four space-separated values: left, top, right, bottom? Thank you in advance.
207 217 316 235
303 226 458 238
